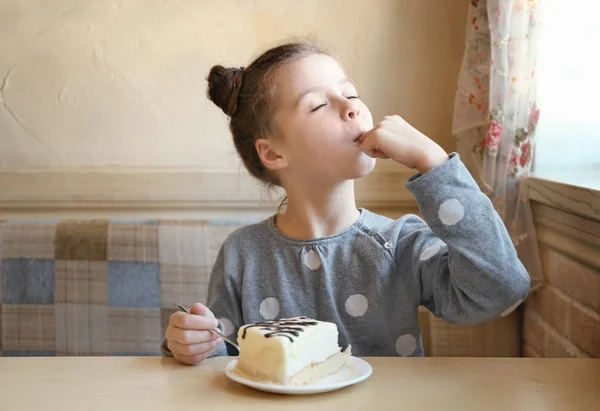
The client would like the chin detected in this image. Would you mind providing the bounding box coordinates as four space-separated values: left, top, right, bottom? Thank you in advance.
350 154 377 179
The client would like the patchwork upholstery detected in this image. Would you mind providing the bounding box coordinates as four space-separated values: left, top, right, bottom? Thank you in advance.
0 219 253 356
0 218 521 357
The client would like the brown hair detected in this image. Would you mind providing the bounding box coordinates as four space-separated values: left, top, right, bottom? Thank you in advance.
206 41 328 186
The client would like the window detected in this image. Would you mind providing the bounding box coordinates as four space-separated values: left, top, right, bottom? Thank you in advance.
533 0 600 175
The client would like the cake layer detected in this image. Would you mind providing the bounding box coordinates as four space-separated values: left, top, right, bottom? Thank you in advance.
235 345 352 386
233 317 347 385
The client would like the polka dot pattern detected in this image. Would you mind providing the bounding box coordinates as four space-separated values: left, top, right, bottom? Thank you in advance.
303 249 322 270
501 298 523 317
438 198 465 226
345 294 368 317
219 318 235 336
395 334 417 357
259 297 280 320
420 243 442 261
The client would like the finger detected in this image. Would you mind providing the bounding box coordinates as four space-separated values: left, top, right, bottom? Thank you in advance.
381 115 398 123
168 338 221 357
360 132 384 153
360 132 391 159
383 114 402 122
167 326 219 345
364 149 389 159
170 311 219 330
190 303 216 319
368 150 389 159
357 128 375 144
174 352 210 366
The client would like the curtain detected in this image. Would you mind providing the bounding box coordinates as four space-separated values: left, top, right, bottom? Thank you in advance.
452 0 543 289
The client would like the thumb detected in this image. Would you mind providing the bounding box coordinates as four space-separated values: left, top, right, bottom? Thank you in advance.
360 132 390 159
190 302 215 319
357 128 374 145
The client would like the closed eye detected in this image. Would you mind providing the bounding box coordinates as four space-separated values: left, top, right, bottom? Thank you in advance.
311 103 327 112
310 95 359 112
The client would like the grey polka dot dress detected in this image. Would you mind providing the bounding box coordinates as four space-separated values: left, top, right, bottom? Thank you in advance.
201 154 531 358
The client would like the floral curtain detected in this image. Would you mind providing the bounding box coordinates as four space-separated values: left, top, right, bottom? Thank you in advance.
452 0 543 289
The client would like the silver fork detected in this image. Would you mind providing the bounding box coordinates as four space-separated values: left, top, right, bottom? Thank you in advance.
177 304 240 352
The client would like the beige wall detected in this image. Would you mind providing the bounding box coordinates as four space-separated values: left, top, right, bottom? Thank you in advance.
0 0 468 170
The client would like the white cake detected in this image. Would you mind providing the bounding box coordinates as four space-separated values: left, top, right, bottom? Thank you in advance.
233 317 351 385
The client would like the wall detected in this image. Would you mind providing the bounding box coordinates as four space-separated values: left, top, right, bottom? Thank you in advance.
0 0 469 218
0 2 534 358
522 187 600 358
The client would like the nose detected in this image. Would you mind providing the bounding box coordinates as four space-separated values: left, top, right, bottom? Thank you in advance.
342 99 360 121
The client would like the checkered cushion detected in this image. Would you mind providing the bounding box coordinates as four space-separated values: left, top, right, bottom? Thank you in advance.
0 218 253 357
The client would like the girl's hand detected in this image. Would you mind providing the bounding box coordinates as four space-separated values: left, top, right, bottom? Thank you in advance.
359 115 449 174
166 303 222 365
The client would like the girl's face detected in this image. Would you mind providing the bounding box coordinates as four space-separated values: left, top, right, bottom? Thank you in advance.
267 54 376 187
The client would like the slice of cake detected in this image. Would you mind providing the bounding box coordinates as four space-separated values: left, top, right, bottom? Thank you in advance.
233 316 351 386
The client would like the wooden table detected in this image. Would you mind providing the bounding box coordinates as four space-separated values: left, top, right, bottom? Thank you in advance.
1 356 599 410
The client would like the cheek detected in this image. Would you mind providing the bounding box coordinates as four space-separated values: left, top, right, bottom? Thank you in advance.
294 121 336 150
281 124 328 162
360 103 374 127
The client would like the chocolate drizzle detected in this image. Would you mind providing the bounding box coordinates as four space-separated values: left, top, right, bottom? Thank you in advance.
241 316 318 342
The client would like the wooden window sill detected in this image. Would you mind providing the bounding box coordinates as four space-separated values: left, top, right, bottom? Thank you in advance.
528 168 600 223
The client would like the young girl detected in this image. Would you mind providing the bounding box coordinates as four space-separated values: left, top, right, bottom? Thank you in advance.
163 41 530 365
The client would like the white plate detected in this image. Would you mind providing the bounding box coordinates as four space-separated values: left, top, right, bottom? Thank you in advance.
224 357 372 395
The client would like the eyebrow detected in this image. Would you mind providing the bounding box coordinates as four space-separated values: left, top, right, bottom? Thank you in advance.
295 78 355 105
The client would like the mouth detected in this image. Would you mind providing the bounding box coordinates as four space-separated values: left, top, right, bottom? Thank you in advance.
353 131 366 144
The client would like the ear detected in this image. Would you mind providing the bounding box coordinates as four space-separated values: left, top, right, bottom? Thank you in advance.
255 138 288 172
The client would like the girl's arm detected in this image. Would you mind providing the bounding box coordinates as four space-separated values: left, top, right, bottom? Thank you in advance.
395 153 530 323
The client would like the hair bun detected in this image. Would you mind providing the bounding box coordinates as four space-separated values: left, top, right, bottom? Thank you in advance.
207 65 245 116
